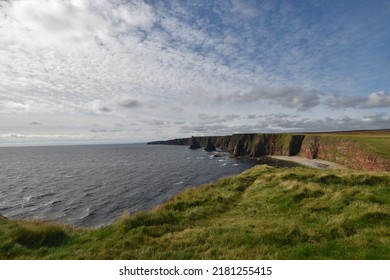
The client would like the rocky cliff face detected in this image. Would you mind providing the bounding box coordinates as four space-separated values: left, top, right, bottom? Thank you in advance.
300 136 390 171
148 133 389 171
189 136 201 149
148 134 305 157
204 138 216 152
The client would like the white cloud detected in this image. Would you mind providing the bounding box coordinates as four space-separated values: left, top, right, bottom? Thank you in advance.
0 101 30 112
325 96 362 109
86 100 112 114
0 0 389 145
234 87 322 111
362 91 390 108
115 1 155 29
326 91 390 109
362 112 390 124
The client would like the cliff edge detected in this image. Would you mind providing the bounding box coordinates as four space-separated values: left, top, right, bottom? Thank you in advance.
148 130 390 171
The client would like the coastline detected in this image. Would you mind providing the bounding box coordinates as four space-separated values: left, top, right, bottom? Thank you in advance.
1 131 389 259
268 155 346 169
1 164 389 259
148 130 390 171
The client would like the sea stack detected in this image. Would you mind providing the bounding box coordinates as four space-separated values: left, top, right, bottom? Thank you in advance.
189 136 201 149
204 138 216 152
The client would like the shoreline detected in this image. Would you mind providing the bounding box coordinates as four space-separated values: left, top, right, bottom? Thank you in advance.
0 157 342 226
267 155 346 170
1 165 389 259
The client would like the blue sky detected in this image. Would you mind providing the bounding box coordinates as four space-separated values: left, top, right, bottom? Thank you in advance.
0 0 389 146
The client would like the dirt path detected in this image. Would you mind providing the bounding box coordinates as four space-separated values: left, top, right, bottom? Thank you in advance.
268 155 346 169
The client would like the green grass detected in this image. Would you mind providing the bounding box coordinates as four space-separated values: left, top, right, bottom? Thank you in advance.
352 137 390 158
304 130 390 158
0 165 389 259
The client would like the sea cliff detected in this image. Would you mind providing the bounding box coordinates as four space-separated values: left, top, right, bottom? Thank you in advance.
148 131 390 171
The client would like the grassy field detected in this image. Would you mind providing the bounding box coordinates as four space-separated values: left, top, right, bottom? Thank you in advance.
352 136 390 158
310 130 390 158
1 165 389 259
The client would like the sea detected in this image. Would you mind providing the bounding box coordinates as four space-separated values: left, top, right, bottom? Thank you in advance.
0 143 292 227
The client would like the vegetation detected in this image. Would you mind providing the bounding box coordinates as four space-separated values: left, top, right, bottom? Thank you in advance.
1 165 389 259
352 136 390 158
310 130 390 158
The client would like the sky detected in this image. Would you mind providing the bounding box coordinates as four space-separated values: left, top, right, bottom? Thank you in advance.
0 0 389 146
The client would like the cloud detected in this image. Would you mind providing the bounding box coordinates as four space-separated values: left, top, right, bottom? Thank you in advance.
325 96 363 109
0 1 389 144
115 0 156 30
90 128 120 133
119 99 142 109
179 112 390 135
98 106 111 113
257 113 390 132
87 100 112 113
231 0 258 18
362 112 390 125
142 119 170 126
234 87 322 111
0 133 88 140
362 91 390 108
0 101 30 112
179 124 231 134
198 113 240 124
326 91 390 109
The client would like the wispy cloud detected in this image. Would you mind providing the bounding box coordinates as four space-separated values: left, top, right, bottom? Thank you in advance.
198 113 240 124
234 87 322 111
326 91 390 109
0 0 389 144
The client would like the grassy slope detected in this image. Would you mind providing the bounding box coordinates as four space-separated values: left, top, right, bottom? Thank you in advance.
1 165 389 260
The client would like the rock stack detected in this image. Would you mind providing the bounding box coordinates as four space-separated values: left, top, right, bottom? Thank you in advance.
204 138 216 152
189 136 201 149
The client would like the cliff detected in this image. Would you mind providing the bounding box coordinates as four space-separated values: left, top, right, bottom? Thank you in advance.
300 135 389 171
148 131 390 171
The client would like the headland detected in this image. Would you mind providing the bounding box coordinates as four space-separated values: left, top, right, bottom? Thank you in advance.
148 129 390 171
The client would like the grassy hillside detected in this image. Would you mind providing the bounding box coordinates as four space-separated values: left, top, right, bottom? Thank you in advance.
1 165 389 260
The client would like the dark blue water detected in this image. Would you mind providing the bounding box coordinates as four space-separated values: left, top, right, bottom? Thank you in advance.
0 144 284 227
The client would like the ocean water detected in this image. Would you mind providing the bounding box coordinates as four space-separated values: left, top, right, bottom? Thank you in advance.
0 144 289 227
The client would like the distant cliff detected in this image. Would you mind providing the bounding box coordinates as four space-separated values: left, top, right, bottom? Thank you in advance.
149 134 305 156
148 132 390 171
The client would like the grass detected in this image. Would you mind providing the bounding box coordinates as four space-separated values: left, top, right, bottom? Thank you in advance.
306 130 390 158
352 137 390 158
0 165 389 259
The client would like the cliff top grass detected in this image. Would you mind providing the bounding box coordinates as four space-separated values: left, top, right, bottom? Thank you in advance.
301 130 390 158
1 165 389 260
